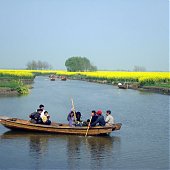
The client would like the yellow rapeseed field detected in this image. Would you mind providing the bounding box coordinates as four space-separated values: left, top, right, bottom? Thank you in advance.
0 70 169 85
56 71 170 85
0 70 34 78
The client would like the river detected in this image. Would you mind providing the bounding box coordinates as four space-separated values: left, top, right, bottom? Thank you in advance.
0 76 169 170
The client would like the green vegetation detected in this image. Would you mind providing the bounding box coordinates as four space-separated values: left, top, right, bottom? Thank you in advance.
144 83 170 88
0 80 29 94
65 56 97 72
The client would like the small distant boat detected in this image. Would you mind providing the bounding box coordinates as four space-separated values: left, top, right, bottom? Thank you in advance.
50 77 56 81
61 76 67 81
118 83 128 89
0 116 122 136
49 75 56 81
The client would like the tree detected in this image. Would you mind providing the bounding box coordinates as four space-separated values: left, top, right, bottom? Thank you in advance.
26 60 52 70
65 56 97 72
133 66 146 72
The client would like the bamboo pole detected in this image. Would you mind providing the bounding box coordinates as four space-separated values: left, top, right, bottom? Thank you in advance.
71 98 77 123
85 116 92 137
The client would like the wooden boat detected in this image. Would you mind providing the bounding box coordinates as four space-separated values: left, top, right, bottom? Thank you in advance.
50 77 56 81
0 116 122 136
118 83 128 89
49 75 56 81
61 76 67 81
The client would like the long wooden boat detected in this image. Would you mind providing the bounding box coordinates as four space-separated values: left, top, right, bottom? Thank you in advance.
0 116 122 136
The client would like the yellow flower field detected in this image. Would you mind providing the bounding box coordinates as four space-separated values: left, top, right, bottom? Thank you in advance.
0 70 169 86
56 71 170 85
0 70 34 79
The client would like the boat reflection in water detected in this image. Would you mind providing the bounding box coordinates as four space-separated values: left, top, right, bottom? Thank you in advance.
66 135 121 169
0 131 121 169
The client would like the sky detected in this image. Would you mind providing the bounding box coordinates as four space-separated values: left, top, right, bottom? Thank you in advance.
0 0 169 71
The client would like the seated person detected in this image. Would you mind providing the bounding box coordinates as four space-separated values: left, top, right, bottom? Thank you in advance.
75 111 83 126
89 110 98 125
29 109 43 124
76 111 82 122
90 110 106 127
83 110 98 126
41 111 51 125
105 110 114 126
67 111 75 126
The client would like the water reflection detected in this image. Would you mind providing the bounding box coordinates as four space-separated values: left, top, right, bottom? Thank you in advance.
85 136 121 169
1 131 121 169
66 135 121 169
1 131 50 156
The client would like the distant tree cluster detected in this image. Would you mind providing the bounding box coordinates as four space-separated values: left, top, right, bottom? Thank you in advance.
65 56 97 72
26 60 52 70
133 66 146 72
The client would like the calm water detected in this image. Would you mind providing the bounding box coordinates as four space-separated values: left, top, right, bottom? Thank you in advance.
0 76 169 170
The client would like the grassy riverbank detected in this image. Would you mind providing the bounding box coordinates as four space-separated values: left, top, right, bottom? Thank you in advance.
0 80 30 95
0 70 35 95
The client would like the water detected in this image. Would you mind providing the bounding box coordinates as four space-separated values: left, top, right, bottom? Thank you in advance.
0 76 169 170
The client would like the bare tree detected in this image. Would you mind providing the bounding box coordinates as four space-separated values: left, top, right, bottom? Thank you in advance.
26 60 53 70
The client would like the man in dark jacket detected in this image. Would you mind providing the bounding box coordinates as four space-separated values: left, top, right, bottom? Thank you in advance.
90 110 106 127
29 109 43 124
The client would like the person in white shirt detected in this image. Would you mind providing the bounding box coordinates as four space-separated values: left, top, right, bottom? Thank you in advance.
38 104 45 118
105 110 114 126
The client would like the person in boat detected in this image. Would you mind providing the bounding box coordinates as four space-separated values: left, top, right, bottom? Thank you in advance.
90 110 98 125
75 111 83 126
38 104 45 118
105 110 114 126
41 111 51 125
29 108 43 124
90 110 106 127
82 110 97 126
83 110 98 126
76 111 81 122
67 111 76 126
118 82 122 86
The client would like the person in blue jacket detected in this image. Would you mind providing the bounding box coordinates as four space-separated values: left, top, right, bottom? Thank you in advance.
90 110 106 127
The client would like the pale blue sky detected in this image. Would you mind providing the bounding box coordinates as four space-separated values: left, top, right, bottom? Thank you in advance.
0 0 168 71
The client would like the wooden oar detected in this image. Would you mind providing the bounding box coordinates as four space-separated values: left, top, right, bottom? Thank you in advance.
85 116 92 137
71 98 77 123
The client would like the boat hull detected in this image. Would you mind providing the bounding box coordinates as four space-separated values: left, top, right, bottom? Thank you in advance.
0 117 122 136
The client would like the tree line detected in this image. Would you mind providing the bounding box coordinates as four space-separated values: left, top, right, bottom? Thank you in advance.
26 60 53 70
26 56 97 71
26 57 146 72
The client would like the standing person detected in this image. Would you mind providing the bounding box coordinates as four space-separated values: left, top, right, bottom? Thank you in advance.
67 111 75 126
90 110 106 127
38 104 45 118
105 110 114 126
